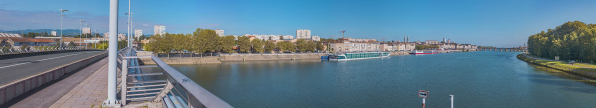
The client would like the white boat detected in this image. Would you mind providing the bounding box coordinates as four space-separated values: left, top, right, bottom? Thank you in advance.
329 52 390 61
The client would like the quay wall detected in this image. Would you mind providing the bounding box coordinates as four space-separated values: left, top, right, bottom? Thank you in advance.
220 53 326 61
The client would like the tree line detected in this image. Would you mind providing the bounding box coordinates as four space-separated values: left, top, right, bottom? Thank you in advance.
527 21 596 62
146 28 325 54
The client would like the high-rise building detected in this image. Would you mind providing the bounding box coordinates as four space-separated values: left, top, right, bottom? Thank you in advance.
215 29 224 36
443 38 446 43
135 29 143 39
51 31 57 36
104 33 109 38
154 25 166 35
296 29 311 39
82 27 91 34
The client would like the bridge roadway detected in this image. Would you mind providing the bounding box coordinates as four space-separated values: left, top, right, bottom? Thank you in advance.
0 50 106 85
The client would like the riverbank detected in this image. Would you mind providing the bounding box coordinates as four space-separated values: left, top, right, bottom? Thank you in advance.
517 53 596 79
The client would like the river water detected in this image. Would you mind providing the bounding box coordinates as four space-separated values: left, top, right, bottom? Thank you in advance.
169 52 596 107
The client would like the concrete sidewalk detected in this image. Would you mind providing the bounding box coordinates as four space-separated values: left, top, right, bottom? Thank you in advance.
1 58 108 108
49 59 109 108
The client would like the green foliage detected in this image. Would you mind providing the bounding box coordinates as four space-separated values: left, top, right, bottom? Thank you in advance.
252 39 264 53
220 35 236 53
306 41 316 52
415 45 438 50
264 41 276 53
238 36 251 53
68 41 76 47
316 41 324 52
296 39 308 52
527 21 596 62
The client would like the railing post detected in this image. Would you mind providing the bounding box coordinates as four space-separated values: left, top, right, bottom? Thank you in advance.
121 59 128 105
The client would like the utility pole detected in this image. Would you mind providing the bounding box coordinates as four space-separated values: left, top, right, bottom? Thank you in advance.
59 8 69 49
79 20 85 48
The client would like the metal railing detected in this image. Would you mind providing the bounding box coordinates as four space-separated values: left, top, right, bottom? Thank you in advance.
119 48 232 108
0 46 90 55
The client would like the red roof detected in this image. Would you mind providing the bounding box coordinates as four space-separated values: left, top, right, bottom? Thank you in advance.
9 38 31 42
28 39 56 42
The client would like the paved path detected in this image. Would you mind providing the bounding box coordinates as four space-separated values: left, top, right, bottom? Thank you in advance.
0 51 106 85
49 58 109 108
1 57 107 108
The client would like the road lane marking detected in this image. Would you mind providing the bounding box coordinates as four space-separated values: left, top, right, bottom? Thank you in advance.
0 52 89 69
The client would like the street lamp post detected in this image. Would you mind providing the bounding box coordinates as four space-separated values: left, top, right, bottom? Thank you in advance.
79 20 85 48
59 8 69 49
104 0 118 106
125 12 134 47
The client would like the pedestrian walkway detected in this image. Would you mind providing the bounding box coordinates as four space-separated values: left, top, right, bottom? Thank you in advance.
49 59 109 108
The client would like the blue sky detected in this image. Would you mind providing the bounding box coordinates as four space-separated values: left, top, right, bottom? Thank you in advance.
2 0 596 47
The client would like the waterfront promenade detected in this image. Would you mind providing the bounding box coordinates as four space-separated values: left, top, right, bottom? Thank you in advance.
519 53 596 79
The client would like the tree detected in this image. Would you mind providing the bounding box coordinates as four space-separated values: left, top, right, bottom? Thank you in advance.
306 41 316 52
280 36 284 40
316 41 324 52
252 39 264 53
264 41 275 53
44 31 48 37
238 36 251 53
219 35 236 53
296 39 308 52
68 41 76 47
277 41 287 53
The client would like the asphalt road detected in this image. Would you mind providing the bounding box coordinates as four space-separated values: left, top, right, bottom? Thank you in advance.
0 51 106 85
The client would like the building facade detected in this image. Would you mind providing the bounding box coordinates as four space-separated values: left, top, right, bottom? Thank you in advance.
135 29 143 39
82 27 91 34
311 36 320 41
51 31 57 36
296 29 311 39
103 33 109 38
154 25 166 35
215 29 224 36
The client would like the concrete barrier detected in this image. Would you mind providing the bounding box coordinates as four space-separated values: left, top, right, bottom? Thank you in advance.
0 50 103 60
0 52 108 106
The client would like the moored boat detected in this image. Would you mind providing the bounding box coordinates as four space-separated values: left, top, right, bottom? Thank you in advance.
329 52 390 61
409 50 439 54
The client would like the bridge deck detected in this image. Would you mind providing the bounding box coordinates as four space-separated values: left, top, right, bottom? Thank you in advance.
0 51 106 85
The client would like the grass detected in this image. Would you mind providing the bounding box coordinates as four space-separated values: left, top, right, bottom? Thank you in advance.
518 54 596 79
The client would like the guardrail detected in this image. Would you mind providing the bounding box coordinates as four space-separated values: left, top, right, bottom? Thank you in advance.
0 48 109 106
120 48 232 108
0 46 91 55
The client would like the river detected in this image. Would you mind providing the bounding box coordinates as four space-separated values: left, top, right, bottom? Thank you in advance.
169 52 596 107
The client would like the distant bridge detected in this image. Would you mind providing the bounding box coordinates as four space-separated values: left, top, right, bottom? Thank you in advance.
480 48 527 52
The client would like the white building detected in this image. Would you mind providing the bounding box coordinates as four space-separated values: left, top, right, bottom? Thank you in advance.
82 27 91 34
51 31 57 36
296 29 311 39
215 29 224 36
282 35 294 40
118 33 126 39
103 33 109 38
311 36 320 41
135 29 143 39
154 25 166 35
